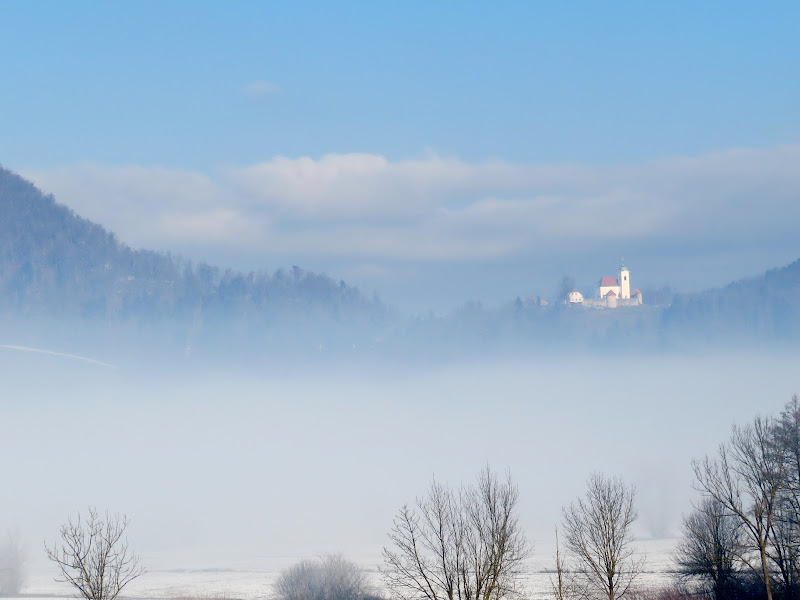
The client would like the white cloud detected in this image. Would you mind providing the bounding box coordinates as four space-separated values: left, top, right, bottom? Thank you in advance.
25 163 243 248
23 145 800 266
156 209 266 244
242 81 280 97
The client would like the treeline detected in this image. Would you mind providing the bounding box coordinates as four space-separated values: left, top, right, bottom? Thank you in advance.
0 166 387 338
4 163 800 359
664 260 800 342
390 259 800 356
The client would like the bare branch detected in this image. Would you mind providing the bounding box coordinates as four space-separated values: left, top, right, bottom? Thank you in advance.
44 508 145 600
692 416 784 600
382 467 530 600
561 473 644 600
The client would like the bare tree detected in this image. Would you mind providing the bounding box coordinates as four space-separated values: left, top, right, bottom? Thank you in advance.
772 395 800 600
675 497 744 600
550 527 573 600
770 495 800 600
382 467 529 600
45 508 145 600
274 554 379 600
561 473 644 600
692 416 785 600
777 396 800 509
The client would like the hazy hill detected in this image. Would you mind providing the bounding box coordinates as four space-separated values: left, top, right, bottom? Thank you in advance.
663 258 800 342
388 259 800 358
3 163 799 361
0 165 389 357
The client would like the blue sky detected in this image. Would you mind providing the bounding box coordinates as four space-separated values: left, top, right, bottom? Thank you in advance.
2 1 799 308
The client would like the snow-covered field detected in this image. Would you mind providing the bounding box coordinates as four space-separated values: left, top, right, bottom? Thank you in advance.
16 538 679 600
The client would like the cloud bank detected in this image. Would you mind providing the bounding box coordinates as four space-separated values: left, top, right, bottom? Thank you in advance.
26 146 800 268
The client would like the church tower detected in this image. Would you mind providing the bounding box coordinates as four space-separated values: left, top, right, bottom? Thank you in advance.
619 261 631 299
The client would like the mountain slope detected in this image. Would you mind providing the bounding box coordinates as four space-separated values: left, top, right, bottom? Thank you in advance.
0 165 385 326
663 259 800 341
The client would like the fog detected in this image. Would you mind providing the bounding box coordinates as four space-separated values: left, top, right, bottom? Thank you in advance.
2 346 797 595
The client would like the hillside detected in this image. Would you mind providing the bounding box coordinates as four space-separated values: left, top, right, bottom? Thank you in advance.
3 163 799 360
386 260 800 358
663 259 800 342
0 166 388 355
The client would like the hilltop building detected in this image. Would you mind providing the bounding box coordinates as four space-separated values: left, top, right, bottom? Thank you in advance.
567 290 584 304
567 262 643 308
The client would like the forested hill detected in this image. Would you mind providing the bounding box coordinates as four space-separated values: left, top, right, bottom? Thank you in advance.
2 163 798 360
0 165 386 328
662 258 800 342
386 259 800 358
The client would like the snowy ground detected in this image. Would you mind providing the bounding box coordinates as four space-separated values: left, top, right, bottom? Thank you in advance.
16 538 680 600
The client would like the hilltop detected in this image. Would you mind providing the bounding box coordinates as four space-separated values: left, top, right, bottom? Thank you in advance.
663 258 800 342
0 165 389 359
386 260 800 357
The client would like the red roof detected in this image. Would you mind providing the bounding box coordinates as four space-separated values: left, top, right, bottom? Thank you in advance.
600 276 618 287
632 289 642 295
605 290 617 297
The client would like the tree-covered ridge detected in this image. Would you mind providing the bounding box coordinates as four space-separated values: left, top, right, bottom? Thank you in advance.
3 163 800 357
0 165 384 322
664 258 800 340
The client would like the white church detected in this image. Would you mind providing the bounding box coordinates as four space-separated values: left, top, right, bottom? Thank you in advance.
567 262 643 308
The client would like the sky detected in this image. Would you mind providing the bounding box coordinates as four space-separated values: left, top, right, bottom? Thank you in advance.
2 1 800 309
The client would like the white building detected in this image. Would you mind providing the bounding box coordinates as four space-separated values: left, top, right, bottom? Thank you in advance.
567 290 584 303
583 262 643 308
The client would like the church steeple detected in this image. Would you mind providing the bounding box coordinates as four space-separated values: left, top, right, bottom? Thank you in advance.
619 259 630 299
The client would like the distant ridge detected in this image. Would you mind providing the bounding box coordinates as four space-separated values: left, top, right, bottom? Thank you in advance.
0 165 385 326
663 258 800 341
393 257 800 356
2 164 798 359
